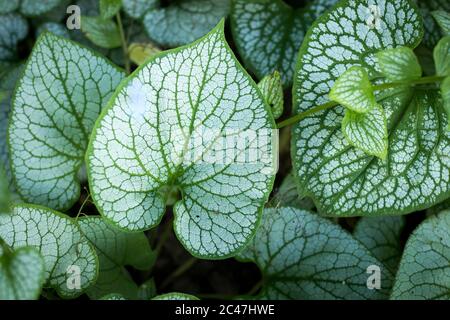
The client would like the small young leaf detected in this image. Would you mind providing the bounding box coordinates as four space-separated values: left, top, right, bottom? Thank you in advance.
432 10 450 35
9 33 124 211
128 42 162 66
434 35 450 76
329 66 376 113
0 246 45 300
123 0 158 19
87 22 276 258
0 0 19 14
153 293 199 300
354 216 405 274
143 0 230 48
100 0 123 19
376 47 422 82
0 205 99 298
0 13 28 62
20 0 63 16
391 210 450 299
341 104 388 160
81 16 122 49
231 0 339 86
257 71 284 119
237 207 393 299
78 216 154 300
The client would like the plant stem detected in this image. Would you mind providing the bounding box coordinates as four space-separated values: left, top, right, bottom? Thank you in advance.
160 257 197 289
247 278 263 296
116 12 131 74
277 75 446 129
276 100 337 129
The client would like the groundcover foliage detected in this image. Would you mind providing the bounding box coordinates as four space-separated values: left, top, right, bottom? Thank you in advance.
0 0 450 301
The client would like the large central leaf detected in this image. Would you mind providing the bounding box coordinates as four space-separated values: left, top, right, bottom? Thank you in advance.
292 0 450 217
87 21 276 259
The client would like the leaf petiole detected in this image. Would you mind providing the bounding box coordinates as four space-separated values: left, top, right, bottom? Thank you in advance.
116 12 131 74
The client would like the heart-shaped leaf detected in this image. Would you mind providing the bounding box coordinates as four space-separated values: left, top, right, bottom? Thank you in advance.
0 246 45 300
269 172 315 210
341 104 388 160
123 0 158 19
20 0 64 17
391 210 450 299
143 0 230 48
236 207 393 299
258 71 284 119
0 0 19 14
432 10 450 35
87 21 276 259
78 216 154 299
231 0 339 87
9 33 124 211
329 66 377 113
0 204 99 298
354 216 404 274
292 0 450 217
376 47 422 82
0 13 28 62
37 22 71 39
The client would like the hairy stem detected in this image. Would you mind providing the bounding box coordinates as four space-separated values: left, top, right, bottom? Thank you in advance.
277 75 446 129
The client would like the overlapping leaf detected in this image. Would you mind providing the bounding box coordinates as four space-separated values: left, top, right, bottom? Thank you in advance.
0 64 22 200
237 207 393 299
0 0 19 14
0 205 99 298
143 0 230 48
391 210 450 299
258 71 284 119
432 10 450 35
417 0 450 48
341 104 388 160
376 47 422 82
20 0 64 17
123 0 158 19
0 13 28 62
81 16 122 49
78 216 154 299
231 0 339 86
329 66 376 113
87 22 276 258
9 33 124 211
292 0 450 217
100 0 123 19
0 246 45 300
354 216 404 274
434 36 450 76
